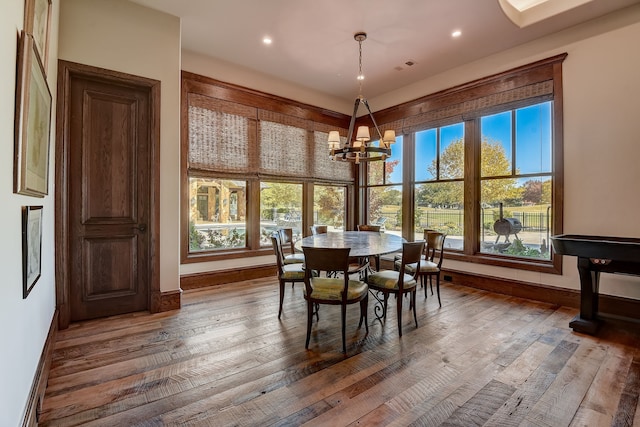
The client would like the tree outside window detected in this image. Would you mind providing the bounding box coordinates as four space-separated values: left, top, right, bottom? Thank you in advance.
314 185 346 231
260 182 302 245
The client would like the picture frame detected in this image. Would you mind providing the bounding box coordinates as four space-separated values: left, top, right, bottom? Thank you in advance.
14 31 52 197
23 0 52 71
22 206 43 299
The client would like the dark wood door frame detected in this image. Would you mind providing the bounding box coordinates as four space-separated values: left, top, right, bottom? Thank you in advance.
55 60 161 329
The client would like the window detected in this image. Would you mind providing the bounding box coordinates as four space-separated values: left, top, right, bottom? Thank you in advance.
479 102 553 260
182 72 353 262
314 184 346 231
413 123 465 247
364 136 403 235
368 54 565 273
260 181 303 245
188 178 247 251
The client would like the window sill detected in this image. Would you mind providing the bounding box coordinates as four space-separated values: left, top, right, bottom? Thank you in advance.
182 247 274 264
444 251 562 274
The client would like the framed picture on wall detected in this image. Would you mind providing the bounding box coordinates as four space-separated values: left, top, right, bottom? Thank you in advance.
23 0 52 71
14 31 52 197
22 206 43 299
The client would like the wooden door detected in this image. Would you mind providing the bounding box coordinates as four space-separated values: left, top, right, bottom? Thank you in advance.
56 62 160 324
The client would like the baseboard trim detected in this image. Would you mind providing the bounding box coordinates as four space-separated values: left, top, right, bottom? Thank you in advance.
442 268 640 321
181 265 276 291
22 310 58 427
182 263 639 320
152 289 182 312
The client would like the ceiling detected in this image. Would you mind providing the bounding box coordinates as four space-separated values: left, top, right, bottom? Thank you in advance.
129 0 639 102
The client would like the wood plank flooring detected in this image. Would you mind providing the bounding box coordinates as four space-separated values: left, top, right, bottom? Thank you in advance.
39 277 640 426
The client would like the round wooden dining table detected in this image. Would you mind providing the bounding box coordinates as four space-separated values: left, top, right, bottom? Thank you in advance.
295 231 405 257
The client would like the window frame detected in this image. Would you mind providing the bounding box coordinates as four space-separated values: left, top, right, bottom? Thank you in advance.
364 54 566 274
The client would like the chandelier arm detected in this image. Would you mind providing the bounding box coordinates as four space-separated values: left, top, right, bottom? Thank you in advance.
346 97 361 147
361 99 385 142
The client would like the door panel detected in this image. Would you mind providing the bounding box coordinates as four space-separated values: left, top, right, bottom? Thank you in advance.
68 74 150 321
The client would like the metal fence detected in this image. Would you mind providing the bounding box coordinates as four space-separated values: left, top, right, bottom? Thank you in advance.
377 208 551 233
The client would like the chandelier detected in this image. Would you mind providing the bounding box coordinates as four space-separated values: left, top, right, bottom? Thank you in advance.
328 32 396 164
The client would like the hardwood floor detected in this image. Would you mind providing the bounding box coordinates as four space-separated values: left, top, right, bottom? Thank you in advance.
40 277 640 426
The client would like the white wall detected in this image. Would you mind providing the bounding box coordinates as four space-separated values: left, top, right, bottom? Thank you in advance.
58 0 181 293
0 0 59 425
182 5 640 300
183 50 352 115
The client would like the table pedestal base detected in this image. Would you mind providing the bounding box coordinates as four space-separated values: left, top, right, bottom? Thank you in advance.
370 290 387 323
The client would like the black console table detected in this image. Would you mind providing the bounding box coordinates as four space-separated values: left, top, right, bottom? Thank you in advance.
551 234 640 334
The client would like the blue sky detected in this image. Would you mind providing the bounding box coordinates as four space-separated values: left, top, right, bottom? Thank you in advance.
383 101 552 184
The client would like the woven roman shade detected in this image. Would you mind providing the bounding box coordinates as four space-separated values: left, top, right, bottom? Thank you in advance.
313 130 352 181
187 90 354 182
259 120 308 177
188 105 252 173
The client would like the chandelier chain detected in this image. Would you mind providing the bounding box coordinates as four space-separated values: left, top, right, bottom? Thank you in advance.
358 37 363 97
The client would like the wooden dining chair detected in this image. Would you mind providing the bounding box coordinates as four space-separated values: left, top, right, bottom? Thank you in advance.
356 224 381 271
366 241 424 337
357 224 381 232
394 228 434 269
271 232 305 319
279 228 304 264
401 231 446 306
310 225 328 235
301 246 369 354
421 232 446 306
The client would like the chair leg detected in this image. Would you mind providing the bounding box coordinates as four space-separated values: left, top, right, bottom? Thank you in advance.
341 304 347 354
430 276 434 295
305 300 313 349
397 291 403 337
412 290 418 327
278 280 285 319
383 294 389 320
436 275 442 307
358 296 369 333
422 275 428 299
364 295 369 333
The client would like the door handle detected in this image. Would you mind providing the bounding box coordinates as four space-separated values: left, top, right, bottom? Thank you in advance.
133 224 147 233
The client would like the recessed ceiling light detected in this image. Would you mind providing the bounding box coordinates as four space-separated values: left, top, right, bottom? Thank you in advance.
452 30 462 38
263 37 272 45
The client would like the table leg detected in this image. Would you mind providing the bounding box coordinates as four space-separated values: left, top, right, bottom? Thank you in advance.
569 257 601 334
